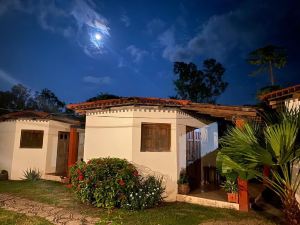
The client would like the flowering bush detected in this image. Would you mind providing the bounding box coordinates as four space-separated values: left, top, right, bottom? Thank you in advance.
70 157 165 210
123 176 165 210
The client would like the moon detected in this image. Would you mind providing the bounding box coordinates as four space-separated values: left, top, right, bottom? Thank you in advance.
95 33 102 40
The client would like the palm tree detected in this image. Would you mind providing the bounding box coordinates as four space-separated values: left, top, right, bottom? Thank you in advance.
247 45 287 85
217 109 300 224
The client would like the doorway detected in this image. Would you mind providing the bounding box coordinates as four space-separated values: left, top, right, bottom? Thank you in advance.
186 126 201 190
56 132 70 176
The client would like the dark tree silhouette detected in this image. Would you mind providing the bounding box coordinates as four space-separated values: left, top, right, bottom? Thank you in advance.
0 85 66 115
34 89 65 113
247 45 287 85
173 59 228 103
86 92 120 102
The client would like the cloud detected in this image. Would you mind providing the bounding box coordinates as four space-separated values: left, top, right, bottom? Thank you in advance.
120 13 130 27
83 76 112 85
158 1 299 63
0 0 110 57
0 69 21 86
146 18 166 35
126 45 148 63
158 27 189 62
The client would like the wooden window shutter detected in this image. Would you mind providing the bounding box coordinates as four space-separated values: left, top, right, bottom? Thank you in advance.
141 123 171 152
20 130 44 148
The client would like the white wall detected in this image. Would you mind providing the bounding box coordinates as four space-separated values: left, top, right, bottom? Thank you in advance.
45 120 71 173
0 121 16 178
200 122 218 157
10 120 50 180
77 129 85 161
285 98 300 111
84 109 134 161
83 107 208 201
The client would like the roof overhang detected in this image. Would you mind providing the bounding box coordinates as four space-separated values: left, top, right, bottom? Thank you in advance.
67 97 259 122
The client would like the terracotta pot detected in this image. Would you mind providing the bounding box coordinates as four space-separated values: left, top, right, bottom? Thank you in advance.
227 192 239 203
0 170 8 181
178 183 190 195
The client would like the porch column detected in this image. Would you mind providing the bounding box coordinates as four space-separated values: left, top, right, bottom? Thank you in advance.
235 118 250 212
68 127 78 174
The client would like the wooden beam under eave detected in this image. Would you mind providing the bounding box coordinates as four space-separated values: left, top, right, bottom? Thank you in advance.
182 107 257 118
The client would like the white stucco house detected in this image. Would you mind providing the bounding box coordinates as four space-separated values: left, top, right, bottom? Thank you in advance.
0 111 83 180
68 97 257 201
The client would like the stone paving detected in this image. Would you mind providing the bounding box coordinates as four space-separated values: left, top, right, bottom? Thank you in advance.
0 193 99 225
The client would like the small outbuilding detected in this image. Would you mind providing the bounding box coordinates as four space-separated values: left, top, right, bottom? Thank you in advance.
0 111 84 180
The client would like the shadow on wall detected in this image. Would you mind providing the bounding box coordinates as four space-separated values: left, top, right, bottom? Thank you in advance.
131 162 175 200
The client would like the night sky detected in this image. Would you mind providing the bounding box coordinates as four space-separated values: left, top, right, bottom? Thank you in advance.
0 0 299 105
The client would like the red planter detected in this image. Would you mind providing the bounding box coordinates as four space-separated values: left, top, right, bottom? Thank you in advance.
227 193 239 203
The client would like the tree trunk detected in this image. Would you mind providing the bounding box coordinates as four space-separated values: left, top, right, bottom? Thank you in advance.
283 189 300 225
269 61 275 85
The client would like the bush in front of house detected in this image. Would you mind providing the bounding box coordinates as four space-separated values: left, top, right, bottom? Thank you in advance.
123 175 165 210
70 157 165 210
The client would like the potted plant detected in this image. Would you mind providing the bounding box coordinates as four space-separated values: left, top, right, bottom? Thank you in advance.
177 168 190 194
221 178 238 203
0 170 8 181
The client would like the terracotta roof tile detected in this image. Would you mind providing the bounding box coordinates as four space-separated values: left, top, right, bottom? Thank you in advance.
259 84 300 101
67 97 259 121
67 97 191 111
0 111 50 120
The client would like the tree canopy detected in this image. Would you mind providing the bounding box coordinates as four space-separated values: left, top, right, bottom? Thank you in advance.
173 59 228 103
86 92 120 102
0 84 65 115
247 45 287 85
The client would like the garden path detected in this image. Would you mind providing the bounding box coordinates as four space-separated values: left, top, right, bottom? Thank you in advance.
0 193 99 225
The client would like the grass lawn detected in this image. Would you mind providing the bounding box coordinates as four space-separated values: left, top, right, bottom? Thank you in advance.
0 180 277 225
0 208 52 225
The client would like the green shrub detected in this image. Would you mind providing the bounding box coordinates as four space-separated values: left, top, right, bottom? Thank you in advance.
123 176 165 210
70 157 165 210
221 172 238 193
23 168 41 181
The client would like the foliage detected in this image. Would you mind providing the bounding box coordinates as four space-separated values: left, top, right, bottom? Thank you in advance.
23 168 41 181
173 59 228 103
86 92 119 102
70 157 164 210
0 84 66 115
123 176 165 210
221 173 238 193
217 108 300 224
177 168 189 184
34 89 65 113
247 45 287 85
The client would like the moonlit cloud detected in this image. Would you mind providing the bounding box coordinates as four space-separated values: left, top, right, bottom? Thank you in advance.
146 18 166 35
120 13 130 27
158 1 299 63
0 0 110 57
83 76 112 85
126 45 148 63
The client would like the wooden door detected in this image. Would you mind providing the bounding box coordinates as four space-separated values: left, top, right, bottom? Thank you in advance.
56 132 70 176
186 127 201 190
